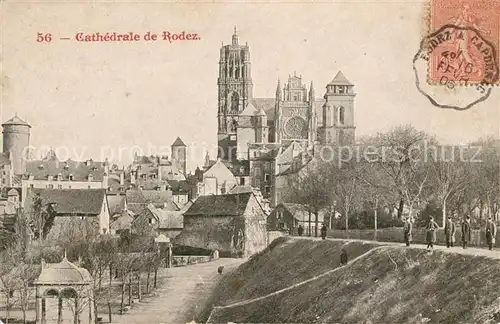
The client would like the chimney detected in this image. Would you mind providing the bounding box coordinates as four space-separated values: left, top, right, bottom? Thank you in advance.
120 172 124 186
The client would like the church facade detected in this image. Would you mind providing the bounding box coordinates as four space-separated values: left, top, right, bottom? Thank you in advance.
217 28 356 163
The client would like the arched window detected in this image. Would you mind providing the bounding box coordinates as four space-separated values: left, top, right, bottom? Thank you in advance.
338 106 345 125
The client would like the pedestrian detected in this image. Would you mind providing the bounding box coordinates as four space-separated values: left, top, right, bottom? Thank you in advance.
298 224 304 237
321 223 327 240
486 216 497 251
461 216 472 249
340 248 348 265
426 216 439 250
403 217 412 247
444 216 456 248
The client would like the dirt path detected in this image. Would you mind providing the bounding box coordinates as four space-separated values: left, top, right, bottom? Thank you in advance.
113 258 244 324
315 237 500 259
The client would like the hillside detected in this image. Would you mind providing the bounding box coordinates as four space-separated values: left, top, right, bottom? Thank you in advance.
200 237 500 324
197 237 379 322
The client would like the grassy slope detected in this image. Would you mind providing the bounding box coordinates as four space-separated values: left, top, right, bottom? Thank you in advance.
211 246 500 324
197 237 378 322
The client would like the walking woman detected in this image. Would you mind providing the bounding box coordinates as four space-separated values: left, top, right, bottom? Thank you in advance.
426 216 439 250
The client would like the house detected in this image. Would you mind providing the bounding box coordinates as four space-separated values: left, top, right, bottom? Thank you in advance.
109 211 134 236
0 188 20 231
268 202 327 236
131 203 183 238
21 150 110 202
24 188 110 240
196 158 238 196
174 192 268 257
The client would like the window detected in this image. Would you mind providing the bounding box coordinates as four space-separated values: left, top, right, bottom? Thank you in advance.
47 184 54 189
29 184 34 188
254 167 261 177
278 222 285 229
338 86 345 94
339 106 345 124
58 185 63 189
230 135 236 141
69 174 74 181
255 179 261 187
240 178 245 185
264 173 270 182
265 186 271 194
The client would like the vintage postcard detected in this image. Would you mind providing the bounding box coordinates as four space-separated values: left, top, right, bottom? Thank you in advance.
0 0 499 323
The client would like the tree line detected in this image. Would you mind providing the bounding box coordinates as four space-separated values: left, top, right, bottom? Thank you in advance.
285 125 499 235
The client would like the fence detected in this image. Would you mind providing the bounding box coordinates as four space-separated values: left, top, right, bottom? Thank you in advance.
327 227 497 247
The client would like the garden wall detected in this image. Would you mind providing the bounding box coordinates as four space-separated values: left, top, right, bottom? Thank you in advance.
172 255 215 267
327 227 497 247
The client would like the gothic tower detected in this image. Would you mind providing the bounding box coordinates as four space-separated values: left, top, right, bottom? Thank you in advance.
320 71 356 146
217 27 253 161
274 79 282 144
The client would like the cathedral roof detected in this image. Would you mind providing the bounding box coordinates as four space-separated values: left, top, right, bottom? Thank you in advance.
241 102 259 116
171 137 186 147
328 71 353 86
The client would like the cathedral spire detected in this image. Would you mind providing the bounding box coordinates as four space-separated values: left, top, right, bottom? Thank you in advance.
276 79 282 100
232 26 239 45
309 80 315 102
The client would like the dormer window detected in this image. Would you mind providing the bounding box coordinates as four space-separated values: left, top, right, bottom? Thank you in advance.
69 174 74 181
28 173 34 180
47 175 53 181
38 164 44 169
63 163 69 170
57 173 63 181
88 174 94 181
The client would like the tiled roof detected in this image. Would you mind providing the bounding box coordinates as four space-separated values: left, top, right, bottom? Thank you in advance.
36 257 91 284
24 159 106 181
229 185 253 194
149 207 183 229
26 188 106 216
2 115 31 127
107 194 126 216
183 192 252 217
328 70 353 86
167 180 192 193
110 213 134 231
125 190 147 214
171 137 186 147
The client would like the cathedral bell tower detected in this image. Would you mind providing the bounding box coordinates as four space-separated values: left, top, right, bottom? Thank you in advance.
217 27 253 161
320 71 356 146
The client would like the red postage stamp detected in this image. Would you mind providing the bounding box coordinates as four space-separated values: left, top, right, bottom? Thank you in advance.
428 0 500 85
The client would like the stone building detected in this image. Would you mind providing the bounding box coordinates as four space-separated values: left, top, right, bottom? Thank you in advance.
24 188 111 239
268 202 327 236
174 192 267 257
20 150 109 202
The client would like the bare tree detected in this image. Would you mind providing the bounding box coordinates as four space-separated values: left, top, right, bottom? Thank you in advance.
0 249 19 324
363 125 435 221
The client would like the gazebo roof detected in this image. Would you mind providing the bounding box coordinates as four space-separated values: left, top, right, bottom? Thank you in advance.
35 256 91 285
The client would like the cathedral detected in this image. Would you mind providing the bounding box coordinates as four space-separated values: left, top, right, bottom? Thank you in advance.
217 27 356 162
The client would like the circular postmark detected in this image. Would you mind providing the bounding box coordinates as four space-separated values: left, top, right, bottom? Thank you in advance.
413 24 499 110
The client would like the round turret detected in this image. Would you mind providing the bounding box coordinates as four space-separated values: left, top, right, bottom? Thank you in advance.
2 115 31 175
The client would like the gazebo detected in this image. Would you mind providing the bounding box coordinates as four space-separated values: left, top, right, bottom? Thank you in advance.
34 253 94 324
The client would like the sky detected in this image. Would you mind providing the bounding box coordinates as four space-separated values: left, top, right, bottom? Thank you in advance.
1 1 499 172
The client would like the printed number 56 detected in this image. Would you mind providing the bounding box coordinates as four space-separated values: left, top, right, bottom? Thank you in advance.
37 33 52 43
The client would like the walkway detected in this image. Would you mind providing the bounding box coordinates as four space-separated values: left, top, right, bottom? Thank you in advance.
113 258 245 324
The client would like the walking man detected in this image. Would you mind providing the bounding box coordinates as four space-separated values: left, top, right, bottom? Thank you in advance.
462 216 472 249
403 217 412 247
486 217 497 251
321 223 327 240
444 216 456 248
426 216 439 250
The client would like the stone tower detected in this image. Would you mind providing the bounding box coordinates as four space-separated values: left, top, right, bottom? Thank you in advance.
217 27 253 160
171 137 187 175
2 114 31 175
320 71 356 146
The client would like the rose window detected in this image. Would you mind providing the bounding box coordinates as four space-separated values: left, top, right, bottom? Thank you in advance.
284 116 307 138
